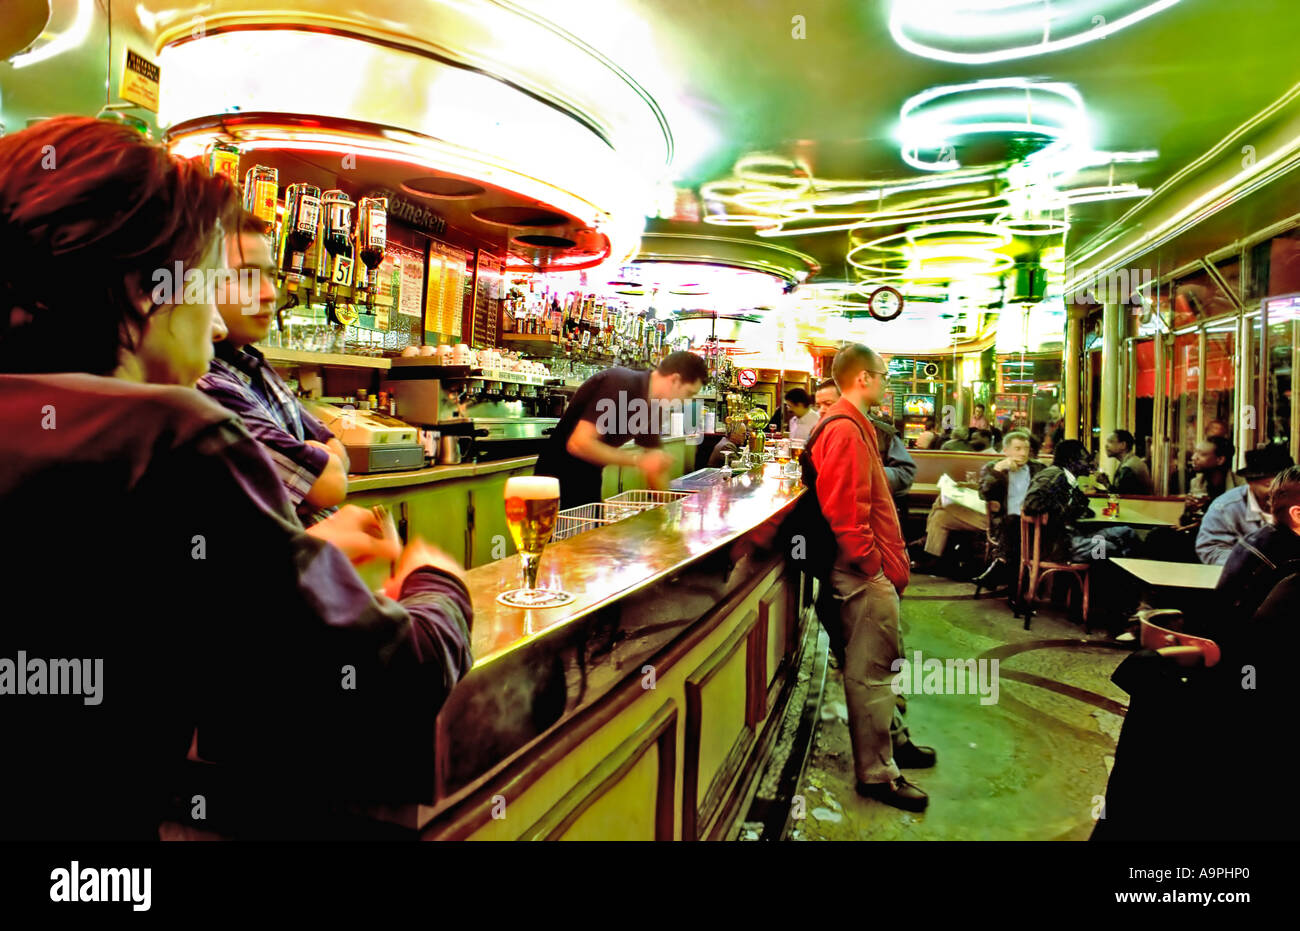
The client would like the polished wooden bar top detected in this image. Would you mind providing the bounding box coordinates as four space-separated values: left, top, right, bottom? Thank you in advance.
347 435 696 492
462 466 803 667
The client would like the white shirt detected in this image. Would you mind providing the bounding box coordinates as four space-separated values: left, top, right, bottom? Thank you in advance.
788 409 820 442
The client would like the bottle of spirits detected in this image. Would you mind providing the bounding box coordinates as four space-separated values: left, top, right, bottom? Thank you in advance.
356 196 388 303
281 183 322 277
243 165 278 230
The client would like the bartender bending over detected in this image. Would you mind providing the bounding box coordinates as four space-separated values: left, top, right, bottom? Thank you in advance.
535 351 708 509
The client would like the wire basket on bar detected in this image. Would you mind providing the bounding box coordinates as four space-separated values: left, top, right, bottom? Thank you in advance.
553 502 644 541
603 489 695 509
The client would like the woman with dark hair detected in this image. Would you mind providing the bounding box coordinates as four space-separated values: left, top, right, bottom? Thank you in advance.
0 117 474 839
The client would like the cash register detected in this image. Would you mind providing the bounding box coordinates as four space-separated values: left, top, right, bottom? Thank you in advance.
300 399 426 473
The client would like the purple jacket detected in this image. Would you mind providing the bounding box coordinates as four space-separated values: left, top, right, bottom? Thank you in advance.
0 373 473 839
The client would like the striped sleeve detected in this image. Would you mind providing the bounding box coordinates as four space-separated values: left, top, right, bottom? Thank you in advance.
197 371 330 508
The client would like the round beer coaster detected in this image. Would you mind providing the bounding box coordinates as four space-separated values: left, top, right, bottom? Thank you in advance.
496 589 576 609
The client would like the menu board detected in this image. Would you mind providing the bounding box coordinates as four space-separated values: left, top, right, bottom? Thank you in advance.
424 241 470 339
396 246 424 320
469 250 504 349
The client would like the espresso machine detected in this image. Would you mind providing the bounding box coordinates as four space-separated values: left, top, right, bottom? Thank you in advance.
382 358 559 463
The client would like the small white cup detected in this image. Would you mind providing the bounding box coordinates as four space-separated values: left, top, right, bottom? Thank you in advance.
434 344 451 363
419 344 436 357
401 346 420 357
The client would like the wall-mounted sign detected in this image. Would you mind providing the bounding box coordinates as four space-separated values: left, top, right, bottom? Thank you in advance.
120 50 160 112
368 188 446 236
738 368 757 388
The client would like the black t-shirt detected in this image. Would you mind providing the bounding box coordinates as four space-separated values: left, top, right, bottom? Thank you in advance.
534 367 661 508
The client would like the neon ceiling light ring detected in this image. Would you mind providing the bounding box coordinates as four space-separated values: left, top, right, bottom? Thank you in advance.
848 246 1016 280
898 78 1089 173
7 0 93 69
846 226 1016 280
902 221 1016 250
993 209 1071 236
701 212 784 228
888 0 1184 65
732 154 815 194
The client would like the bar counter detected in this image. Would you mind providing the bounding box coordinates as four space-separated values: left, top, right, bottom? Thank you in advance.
368 467 812 840
345 436 701 571
347 434 697 493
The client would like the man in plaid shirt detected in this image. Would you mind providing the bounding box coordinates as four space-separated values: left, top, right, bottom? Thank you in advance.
198 214 349 526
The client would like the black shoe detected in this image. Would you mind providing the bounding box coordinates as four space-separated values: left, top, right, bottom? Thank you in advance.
856 776 929 812
893 742 937 769
973 560 1006 591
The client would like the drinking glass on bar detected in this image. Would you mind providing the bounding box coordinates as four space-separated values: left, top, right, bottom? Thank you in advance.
497 476 574 608
788 437 805 477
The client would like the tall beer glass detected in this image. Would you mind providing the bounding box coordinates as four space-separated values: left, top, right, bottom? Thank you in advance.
498 476 573 608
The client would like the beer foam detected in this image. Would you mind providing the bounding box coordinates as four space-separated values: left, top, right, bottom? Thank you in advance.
506 475 560 499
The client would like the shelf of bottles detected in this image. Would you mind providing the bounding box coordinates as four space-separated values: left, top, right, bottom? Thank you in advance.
215 153 414 364
501 279 671 369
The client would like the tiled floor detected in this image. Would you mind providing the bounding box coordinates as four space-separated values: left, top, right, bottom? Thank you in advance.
790 573 1130 841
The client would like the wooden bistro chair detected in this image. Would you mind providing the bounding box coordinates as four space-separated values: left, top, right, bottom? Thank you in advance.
1015 512 1090 631
1138 609 1221 668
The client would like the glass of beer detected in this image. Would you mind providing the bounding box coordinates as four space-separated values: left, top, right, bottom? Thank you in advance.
497 476 573 609
788 437 806 478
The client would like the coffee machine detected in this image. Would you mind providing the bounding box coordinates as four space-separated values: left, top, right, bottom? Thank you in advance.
382 358 558 463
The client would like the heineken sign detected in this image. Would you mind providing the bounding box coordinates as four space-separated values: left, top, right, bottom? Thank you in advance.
369 189 446 236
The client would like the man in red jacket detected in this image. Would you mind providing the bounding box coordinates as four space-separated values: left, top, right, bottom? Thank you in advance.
813 343 932 812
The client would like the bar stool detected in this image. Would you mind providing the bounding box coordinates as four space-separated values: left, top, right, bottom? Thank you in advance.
1015 512 1090 631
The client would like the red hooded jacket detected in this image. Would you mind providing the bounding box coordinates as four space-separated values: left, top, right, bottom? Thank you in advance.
810 397 910 593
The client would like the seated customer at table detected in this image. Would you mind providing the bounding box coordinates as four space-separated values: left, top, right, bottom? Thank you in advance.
1021 440 1098 562
1214 465 1300 625
920 493 987 568
1098 430 1153 496
1188 436 1243 502
197 212 348 527
941 426 974 451
0 117 473 840
1196 443 1294 565
974 431 1044 586
914 416 940 450
707 422 748 467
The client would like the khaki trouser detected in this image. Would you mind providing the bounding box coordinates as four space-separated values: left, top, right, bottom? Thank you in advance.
923 499 988 557
831 566 903 784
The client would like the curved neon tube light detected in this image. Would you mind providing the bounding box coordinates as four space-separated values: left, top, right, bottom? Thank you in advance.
889 0 1183 65
898 78 1088 172
9 0 94 69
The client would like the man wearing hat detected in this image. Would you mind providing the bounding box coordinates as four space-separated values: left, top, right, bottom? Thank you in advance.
1196 443 1296 565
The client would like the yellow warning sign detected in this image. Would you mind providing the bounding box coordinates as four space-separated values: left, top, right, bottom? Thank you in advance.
121 49 160 112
